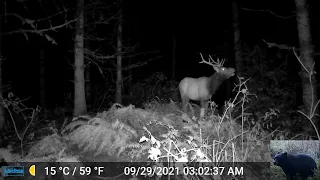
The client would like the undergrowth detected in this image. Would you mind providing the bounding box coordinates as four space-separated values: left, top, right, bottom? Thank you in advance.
130 72 179 106
1 76 274 179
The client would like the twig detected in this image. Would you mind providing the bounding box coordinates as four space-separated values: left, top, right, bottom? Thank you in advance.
4 19 77 35
241 7 295 19
262 39 320 56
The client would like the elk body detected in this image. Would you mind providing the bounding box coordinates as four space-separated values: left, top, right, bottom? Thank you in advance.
179 53 235 118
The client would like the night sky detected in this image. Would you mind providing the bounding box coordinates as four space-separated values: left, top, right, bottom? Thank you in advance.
1 0 319 108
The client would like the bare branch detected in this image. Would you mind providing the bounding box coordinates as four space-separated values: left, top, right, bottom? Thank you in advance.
1 0 75 44
5 19 76 35
2 18 76 44
241 7 295 19
262 39 294 50
84 44 161 72
123 50 159 59
84 1 118 25
94 12 119 25
262 39 320 56
84 48 116 61
122 55 162 71
293 47 313 74
31 8 70 23
0 13 25 25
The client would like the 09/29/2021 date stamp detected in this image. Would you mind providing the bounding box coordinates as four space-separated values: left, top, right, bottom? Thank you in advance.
123 165 243 177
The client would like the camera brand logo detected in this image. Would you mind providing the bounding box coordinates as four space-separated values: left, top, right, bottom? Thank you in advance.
3 166 24 176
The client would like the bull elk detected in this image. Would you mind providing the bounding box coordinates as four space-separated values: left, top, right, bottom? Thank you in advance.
179 53 235 118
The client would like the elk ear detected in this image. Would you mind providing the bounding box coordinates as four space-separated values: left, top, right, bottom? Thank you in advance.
213 66 220 72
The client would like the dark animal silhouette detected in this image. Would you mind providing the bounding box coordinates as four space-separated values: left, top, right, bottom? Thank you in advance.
273 152 317 180
179 53 235 118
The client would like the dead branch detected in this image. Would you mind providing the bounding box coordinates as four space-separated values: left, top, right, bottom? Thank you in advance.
121 55 162 71
85 1 119 25
84 48 116 62
5 19 76 35
241 7 295 19
84 33 111 42
27 9 70 23
1 11 75 44
84 43 160 67
122 50 159 59
262 39 320 56
2 0 118 44
262 39 294 50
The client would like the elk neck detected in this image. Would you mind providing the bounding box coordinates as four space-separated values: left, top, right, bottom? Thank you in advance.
207 72 225 95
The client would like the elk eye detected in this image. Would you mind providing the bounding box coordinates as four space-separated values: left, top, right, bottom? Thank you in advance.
222 68 225 71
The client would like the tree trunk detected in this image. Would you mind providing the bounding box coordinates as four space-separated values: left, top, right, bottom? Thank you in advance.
85 64 91 110
0 13 4 130
84 16 92 110
172 35 176 80
74 0 87 116
39 49 46 109
295 0 318 128
128 49 133 96
127 25 133 97
116 0 123 104
232 0 241 71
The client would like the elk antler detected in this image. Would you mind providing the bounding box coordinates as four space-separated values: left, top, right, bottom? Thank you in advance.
199 53 225 67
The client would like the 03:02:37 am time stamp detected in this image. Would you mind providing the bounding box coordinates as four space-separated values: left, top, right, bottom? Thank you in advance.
123 166 234 176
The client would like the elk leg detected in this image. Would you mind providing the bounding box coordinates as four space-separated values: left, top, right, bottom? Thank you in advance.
204 101 209 115
200 100 209 117
181 94 189 112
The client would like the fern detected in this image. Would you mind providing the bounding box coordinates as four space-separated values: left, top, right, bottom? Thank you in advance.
0 148 21 163
63 116 138 158
61 120 88 134
23 133 67 161
118 142 142 157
